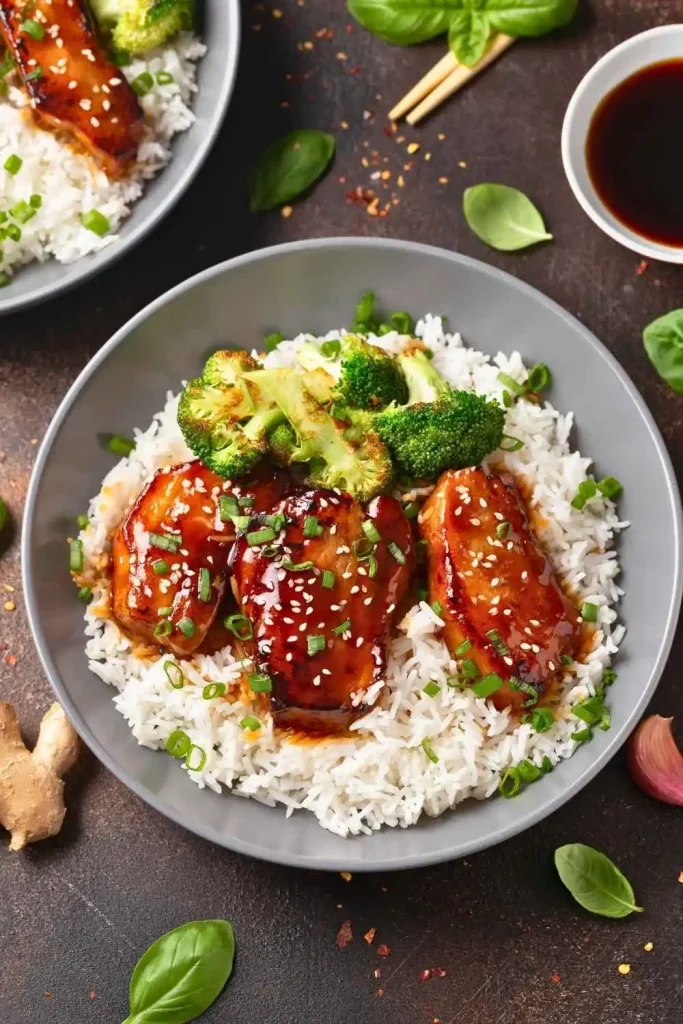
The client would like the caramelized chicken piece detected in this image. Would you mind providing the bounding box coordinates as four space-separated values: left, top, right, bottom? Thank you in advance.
0 0 144 176
112 462 288 657
420 467 580 712
232 490 414 734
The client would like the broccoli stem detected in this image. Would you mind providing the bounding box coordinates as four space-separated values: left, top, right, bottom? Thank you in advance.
397 350 451 404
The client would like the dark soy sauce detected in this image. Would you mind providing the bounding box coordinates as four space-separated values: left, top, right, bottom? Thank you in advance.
586 59 683 247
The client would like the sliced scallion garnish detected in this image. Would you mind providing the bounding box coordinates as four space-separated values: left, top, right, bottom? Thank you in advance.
186 744 207 772
387 541 406 565
203 682 226 700
247 672 272 693
332 618 351 637
240 715 261 731
526 363 551 392
69 538 84 572
149 531 181 553
499 435 524 452
361 520 381 544
422 680 440 697
163 662 184 689
421 736 439 763
470 673 504 698
247 527 276 546
224 613 253 641
495 521 510 540
198 567 212 602
455 639 472 656
322 570 336 589
282 559 315 571
581 601 598 623
165 729 190 758
152 558 169 575
497 372 525 396
78 585 92 602
177 617 196 638
307 634 326 656
303 515 324 538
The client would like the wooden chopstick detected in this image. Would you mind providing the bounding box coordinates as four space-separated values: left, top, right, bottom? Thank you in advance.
389 33 515 126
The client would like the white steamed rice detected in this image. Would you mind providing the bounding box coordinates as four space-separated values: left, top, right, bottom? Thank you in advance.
78 316 627 837
0 33 205 281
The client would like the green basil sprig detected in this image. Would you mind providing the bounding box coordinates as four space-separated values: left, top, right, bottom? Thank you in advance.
554 844 643 919
643 309 683 393
463 183 552 251
347 0 578 68
122 920 235 1024
249 129 335 212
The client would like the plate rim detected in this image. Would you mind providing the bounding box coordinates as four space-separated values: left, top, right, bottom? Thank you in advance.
0 0 242 317
22 236 683 871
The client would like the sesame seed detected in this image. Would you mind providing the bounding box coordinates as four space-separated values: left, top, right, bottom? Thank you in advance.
286 652 293 661
491 596 500 605
503 656 513 666
531 644 540 654
491 577 500 586
530 619 540 627
356 637 364 647
470 518 480 526
364 597 373 605
479 498 487 507
521 570 528 580
494 512 504 521
520 642 531 651
548 661 555 671
455 507 463 516
287 636 297 643
90 116 100 127
350 586 360 594
503 608 512 616
313 675 321 687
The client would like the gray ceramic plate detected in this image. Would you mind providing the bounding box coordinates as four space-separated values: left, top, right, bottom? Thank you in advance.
23 238 682 871
0 1 240 317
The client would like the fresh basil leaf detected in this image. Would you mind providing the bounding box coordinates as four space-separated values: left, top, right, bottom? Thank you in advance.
643 309 683 393
347 0 577 49
554 844 643 919
448 10 490 66
123 920 235 1024
249 130 335 212
463 183 552 251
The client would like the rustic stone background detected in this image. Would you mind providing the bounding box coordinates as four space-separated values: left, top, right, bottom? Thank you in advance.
0 2 681 1021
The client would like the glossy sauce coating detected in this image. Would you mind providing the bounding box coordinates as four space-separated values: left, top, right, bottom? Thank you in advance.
232 489 414 733
112 462 288 657
420 467 580 712
0 0 144 176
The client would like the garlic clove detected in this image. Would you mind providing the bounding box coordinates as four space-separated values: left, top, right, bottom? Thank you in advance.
628 715 683 806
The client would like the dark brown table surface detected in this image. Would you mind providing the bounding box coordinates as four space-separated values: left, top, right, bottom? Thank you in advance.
1 2 682 1022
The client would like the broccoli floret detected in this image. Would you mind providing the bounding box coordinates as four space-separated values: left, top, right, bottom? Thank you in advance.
375 390 505 480
397 349 451 404
178 350 283 478
246 369 392 502
266 420 319 467
335 335 408 410
91 0 195 56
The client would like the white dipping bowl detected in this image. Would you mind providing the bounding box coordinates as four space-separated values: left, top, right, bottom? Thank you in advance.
562 24 683 263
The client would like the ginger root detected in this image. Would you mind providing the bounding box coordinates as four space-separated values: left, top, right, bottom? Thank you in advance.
0 702 80 850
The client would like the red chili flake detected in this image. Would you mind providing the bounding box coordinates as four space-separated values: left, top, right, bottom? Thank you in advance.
336 920 353 949
636 260 649 276
377 944 391 957
89 991 96 1001
420 969 432 982
44 993 53 999
373 968 381 979
346 186 375 206
551 973 561 984
433 967 447 977
364 927 376 944
4 653 16 665
377 988 384 997
349 66 363 75
346 23 354 32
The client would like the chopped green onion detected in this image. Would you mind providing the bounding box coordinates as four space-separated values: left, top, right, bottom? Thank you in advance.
422 680 440 697
560 654 573 666
107 434 135 456
353 291 376 328
165 729 190 758
461 658 479 679
307 634 326 655
416 585 428 603
598 707 611 731
501 389 513 408
154 619 173 638
531 707 554 733
78 586 92 602
572 479 598 510
541 755 553 773
361 520 381 543
30 193 42 208
498 766 521 798
152 559 169 575
76 513 89 530
495 521 510 540
455 639 472 656
203 682 226 700
303 515 324 538
238 495 255 507
25 65 43 81
69 538 84 572
163 662 184 689
247 527 276 546
390 311 414 334
431 600 443 616
322 570 336 589
81 209 110 236
198 567 211 602
518 680 539 707
224 614 253 641
0 497 7 530
471 673 504 698
353 538 373 560
240 716 260 731
219 495 238 521
421 736 439 763
485 628 510 657
377 323 393 336
597 475 623 499
571 494 586 511
247 672 272 693
526 363 551 392
10 200 35 223
155 70 174 85
112 49 131 66
230 515 252 531
321 339 341 359
177 617 196 638
131 71 154 95
572 695 606 726
329 402 349 422
260 544 279 558
497 372 526 396
158 606 173 616
516 759 542 783
581 601 599 623
186 745 207 772
403 501 420 519
367 552 378 578
5 223 20 242
572 727 593 743
265 513 286 532
602 667 617 686
446 674 465 689
3 153 22 175
21 19 44 40
332 618 351 637
149 531 181 553
388 541 406 564
499 434 524 452
264 331 284 353
282 559 315 571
